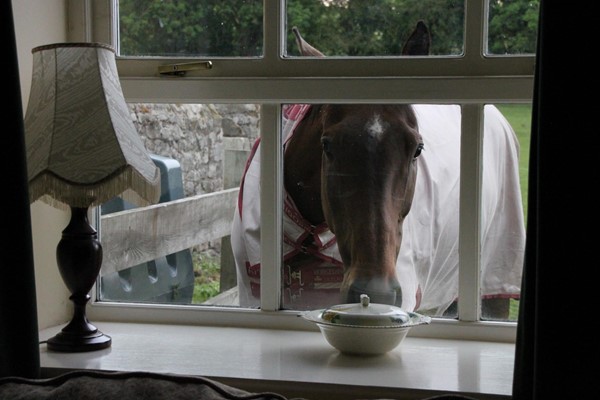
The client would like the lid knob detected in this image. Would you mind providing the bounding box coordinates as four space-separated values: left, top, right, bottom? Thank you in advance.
360 294 370 307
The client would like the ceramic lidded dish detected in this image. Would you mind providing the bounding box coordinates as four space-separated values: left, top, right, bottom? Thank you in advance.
301 294 431 356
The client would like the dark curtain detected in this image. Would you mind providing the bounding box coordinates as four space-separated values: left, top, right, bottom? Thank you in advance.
512 1 596 399
0 1 40 378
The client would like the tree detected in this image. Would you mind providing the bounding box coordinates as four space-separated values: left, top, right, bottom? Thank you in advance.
488 0 539 54
118 0 537 57
286 0 465 56
119 0 262 56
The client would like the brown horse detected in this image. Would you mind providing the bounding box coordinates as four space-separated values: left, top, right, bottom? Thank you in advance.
284 103 422 307
231 22 525 319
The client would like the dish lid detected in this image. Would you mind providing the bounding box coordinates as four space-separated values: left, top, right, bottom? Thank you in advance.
302 294 430 328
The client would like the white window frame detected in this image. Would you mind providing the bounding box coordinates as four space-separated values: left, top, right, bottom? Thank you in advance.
72 0 534 343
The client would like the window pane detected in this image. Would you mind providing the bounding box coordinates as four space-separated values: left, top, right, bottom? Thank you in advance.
99 104 260 307
487 0 539 55
118 0 263 57
285 0 465 57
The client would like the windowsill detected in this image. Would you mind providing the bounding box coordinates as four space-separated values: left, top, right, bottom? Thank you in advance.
39 322 514 400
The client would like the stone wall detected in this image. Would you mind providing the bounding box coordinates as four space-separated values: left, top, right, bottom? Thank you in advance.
129 103 260 197
128 103 260 257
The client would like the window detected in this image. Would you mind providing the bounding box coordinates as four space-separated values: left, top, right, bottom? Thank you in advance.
81 0 537 341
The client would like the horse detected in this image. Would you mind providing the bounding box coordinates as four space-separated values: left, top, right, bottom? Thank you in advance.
230 21 525 319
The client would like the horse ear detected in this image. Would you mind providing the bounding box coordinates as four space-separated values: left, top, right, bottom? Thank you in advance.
401 20 431 56
292 26 325 57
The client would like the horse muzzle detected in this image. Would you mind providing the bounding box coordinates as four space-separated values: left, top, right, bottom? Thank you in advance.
346 278 403 307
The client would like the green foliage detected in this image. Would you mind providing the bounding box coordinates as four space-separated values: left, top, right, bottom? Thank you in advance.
119 0 263 56
286 0 465 56
192 253 221 304
488 0 539 54
119 0 538 57
193 281 220 304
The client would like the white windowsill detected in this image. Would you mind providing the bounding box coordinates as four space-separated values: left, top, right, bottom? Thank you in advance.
39 322 514 400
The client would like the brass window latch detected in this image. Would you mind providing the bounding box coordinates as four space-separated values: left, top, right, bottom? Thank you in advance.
158 61 213 76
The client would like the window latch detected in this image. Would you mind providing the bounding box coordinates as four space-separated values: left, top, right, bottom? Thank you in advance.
158 61 213 76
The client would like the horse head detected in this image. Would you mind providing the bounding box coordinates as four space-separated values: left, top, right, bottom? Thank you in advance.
286 22 429 307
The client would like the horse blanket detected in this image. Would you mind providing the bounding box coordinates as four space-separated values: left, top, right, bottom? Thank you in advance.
231 104 525 313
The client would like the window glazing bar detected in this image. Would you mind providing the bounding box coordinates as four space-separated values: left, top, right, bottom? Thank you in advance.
458 104 485 322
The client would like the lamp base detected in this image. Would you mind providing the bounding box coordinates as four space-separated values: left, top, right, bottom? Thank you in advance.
48 206 112 352
46 327 111 352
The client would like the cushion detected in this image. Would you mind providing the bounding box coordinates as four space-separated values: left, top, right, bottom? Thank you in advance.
0 370 480 400
0 370 290 400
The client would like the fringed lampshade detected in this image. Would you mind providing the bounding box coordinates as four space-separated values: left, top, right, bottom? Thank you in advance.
24 42 161 352
25 42 160 209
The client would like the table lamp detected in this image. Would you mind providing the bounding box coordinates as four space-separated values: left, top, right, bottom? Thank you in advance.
24 42 161 352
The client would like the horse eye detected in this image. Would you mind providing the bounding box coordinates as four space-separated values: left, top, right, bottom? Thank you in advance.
414 143 424 158
321 136 333 159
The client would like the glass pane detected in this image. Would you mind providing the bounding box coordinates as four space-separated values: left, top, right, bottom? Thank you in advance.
99 104 260 307
487 0 539 55
285 0 465 57
118 0 263 57
480 103 531 321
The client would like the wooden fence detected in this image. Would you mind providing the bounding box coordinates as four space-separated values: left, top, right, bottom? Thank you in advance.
100 137 252 292
100 188 239 276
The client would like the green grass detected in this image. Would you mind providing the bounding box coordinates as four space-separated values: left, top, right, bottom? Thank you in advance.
509 298 520 321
